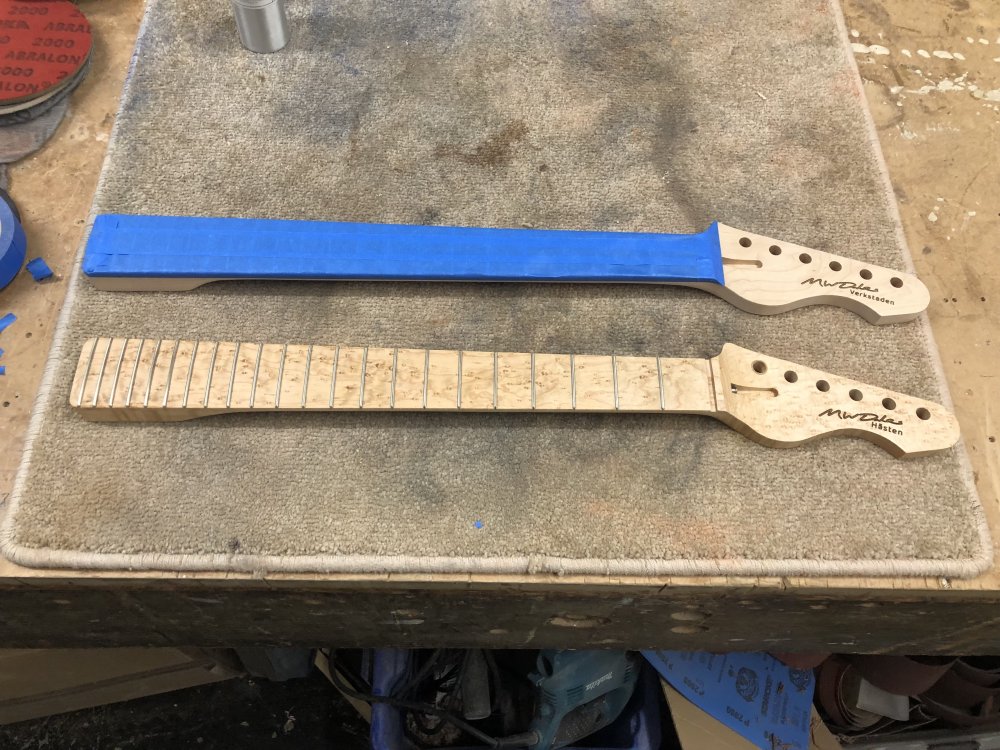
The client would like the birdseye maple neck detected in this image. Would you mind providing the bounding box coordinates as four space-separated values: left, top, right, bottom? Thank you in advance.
70 337 960 458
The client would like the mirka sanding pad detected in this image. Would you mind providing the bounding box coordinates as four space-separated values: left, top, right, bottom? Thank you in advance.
0 0 92 109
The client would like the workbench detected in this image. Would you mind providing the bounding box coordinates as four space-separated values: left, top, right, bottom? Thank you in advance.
0 0 997 653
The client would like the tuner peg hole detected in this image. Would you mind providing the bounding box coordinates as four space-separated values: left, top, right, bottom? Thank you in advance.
916 407 931 420
882 398 896 410
752 360 767 374
890 277 903 288
829 261 842 272
739 237 752 247
784 370 798 383
816 380 830 392
849 389 863 401
860 269 873 280
799 253 812 264
769 245 782 255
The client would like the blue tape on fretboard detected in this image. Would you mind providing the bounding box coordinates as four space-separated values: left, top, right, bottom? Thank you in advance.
82 215 725 285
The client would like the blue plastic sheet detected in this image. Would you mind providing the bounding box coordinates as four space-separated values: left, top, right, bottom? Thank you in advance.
82 214 726 285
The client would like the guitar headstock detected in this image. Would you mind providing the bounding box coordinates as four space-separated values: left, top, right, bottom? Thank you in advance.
707 224 930 324
710 344 960 457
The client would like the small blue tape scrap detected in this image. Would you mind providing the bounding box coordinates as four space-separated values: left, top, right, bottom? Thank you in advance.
0 312 15 333
0 365 5 376
0 347 4 358
473 520 484 529
25 257 53 282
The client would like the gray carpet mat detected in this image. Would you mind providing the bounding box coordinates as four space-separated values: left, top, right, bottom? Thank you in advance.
1 0 990 577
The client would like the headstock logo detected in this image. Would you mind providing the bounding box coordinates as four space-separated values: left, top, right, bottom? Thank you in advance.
801 278 895 306
819 408 903 435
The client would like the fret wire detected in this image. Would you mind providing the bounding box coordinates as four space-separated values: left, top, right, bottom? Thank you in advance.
612 354 620 411
492 352 498 410
91 338 112 407
202 341 219 408
327 345 340 408
182 340 199 408
456 350 463 409
161 339 181 407
570 353 577 410
422 349 430 409
76 337 99 406
275 343 288 408
389 348 398 409
530 352 536 410
301 344 313 408
656 357 665 411
225 343 240 409
358 346 368 408
248 343 263 408
108 338 128 408
124 339 144 408
142 339 162 408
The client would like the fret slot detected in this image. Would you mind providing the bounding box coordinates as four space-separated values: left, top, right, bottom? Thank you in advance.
179 340 212 409
425 349 460 409
180 341 199 408
458 351 494 410
274 343 306 408
614 356 663 411
246 344 283 409
165 339 199 409
332 346 364 408
107 337 129 408
391 348 427 409
533 353 572 410
495 352 532 410
142 340 163 408
207 342 239 409
75 338 100 407
302 345 335 409
161 339 181 408
572 355 616 410
124 339 145 408
360 347 395 409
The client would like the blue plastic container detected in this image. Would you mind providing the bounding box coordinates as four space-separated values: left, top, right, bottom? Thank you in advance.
369 650 663 750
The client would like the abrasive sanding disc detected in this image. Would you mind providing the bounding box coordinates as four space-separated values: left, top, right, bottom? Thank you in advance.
0 0 92 109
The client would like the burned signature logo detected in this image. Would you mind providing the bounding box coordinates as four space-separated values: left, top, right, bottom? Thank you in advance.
819 408 902 426
819 408 904 434
801 278 896 306
801 278 879 293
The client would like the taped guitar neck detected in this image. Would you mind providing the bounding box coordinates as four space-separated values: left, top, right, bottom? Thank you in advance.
82 214 928 324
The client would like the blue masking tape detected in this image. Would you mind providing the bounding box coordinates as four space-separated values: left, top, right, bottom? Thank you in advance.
0 365 5 375
0 312 15 333
0 198 26 290
25 257 53 281
82 214 726 285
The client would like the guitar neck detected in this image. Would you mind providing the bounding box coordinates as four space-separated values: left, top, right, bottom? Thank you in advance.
71 337 717 418
70 337 961 458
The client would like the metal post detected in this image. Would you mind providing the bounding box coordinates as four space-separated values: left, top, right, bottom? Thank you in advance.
232 0 289 54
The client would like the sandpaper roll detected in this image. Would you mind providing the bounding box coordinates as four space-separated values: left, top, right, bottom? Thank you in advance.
848 655 955 696
923 667 1000 710
0 191 26 289
955 658 1000 687
921 693 1000 728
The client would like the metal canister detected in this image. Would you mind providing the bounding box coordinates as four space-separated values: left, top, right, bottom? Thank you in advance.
231 0 289 54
